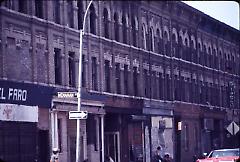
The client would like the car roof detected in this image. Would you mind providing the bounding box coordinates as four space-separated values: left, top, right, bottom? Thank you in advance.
213 148 239 151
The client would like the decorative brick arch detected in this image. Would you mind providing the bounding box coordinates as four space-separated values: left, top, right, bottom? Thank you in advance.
122 12 129 27
133 16 139 30
172 27 178 43
197 37 202 51
190 35 196 49
102 6 111 20
184 32 190 47
212 44 217 55
203 41 208 53
141 17 148 33
155 22 162 39
163 26 170 41
90 2 98 17
179 30 184 45
218 47 223 58
207 42 212 54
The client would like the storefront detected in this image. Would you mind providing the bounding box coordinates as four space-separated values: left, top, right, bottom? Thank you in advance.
104 96 145 162
143 100 174 161
0 79 53 162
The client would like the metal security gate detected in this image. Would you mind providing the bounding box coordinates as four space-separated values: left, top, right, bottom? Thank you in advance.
0 121 37 162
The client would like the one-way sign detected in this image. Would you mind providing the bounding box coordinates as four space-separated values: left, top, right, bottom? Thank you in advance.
69 111 88 119
226 121 239 135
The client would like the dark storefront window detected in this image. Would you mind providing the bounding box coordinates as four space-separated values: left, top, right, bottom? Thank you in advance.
68 52 75 87
58 119 62 153
0 122 37 162
184 124 189 151
54 48 62 85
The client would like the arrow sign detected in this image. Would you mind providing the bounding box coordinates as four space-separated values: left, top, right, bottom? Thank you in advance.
69 111 88 119
226 121 239 135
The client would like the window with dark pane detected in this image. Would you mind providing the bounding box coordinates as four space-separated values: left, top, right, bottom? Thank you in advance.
68 52 76 87
54 48 62 85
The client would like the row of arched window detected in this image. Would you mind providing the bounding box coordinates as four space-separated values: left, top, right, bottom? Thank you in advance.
3 0 239 76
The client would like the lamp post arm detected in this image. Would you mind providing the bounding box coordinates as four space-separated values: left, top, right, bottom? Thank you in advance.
82 0 93 33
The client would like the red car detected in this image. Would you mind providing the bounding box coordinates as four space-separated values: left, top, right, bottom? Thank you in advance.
196 148 240 162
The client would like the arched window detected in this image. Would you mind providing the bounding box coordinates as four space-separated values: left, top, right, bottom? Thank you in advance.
149 27 154 51
190 40 195 63
142 25 147 50
122 15 127 44
114 13 119 41
77 1 83 29
163 31 168 55
90 4 96 34
67 0 74 28
35 0 43 18
132 17 137 46
172 33 177 57
172 33 177 43
103 8 109 38
156 29 162 54
53 0 60 24
18 0 27 14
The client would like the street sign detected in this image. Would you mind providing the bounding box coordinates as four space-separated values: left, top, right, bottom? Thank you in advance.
57 92 78 98
69 111 88 119
226 121 239 135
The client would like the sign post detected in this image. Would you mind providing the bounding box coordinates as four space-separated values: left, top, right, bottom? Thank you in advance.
76 1 93 162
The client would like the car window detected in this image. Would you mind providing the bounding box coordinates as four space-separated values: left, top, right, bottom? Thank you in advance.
210 150 239 157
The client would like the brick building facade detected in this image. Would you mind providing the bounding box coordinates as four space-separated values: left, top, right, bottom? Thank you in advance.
0 1 239 162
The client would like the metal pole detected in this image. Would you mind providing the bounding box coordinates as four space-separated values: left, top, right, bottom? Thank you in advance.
76 1 93 162
101 115 105 162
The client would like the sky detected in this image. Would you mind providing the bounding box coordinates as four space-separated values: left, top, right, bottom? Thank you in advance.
182 1 239 30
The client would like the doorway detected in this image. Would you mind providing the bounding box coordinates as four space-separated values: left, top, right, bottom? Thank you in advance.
105 132 120 162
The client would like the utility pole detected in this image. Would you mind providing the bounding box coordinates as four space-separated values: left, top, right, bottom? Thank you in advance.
76 1 93 162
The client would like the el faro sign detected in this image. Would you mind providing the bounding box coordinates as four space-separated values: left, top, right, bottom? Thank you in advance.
0 80 54 108
0 88 27 102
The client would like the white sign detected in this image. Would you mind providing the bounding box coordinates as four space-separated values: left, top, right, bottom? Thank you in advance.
226 121 239 135
57 92 78 98
69 111 88 119
0 104 38 122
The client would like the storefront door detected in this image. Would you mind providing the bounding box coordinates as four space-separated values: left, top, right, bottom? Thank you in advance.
105 132 120 162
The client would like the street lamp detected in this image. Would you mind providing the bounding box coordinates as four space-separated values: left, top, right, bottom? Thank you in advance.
76 1 93 162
